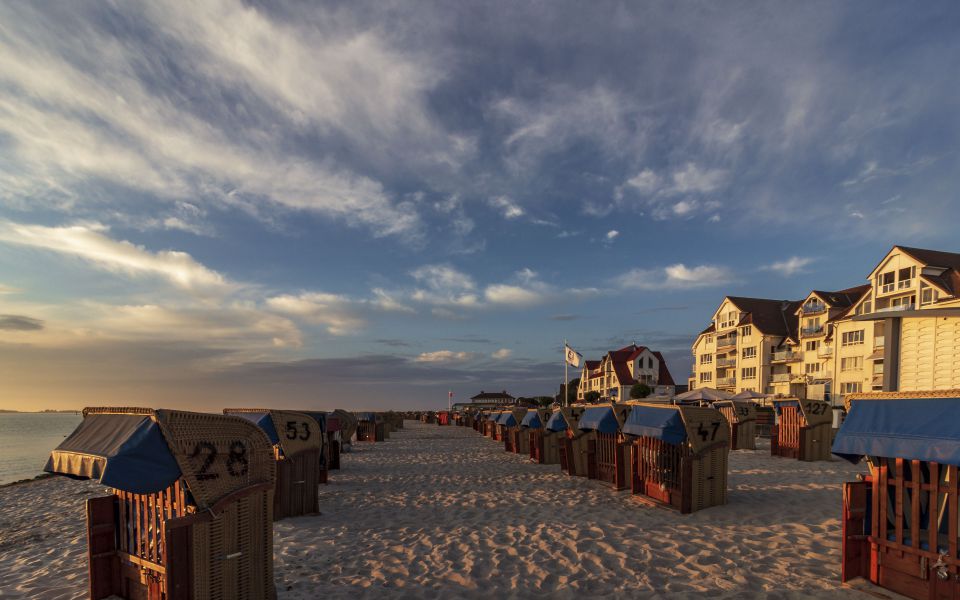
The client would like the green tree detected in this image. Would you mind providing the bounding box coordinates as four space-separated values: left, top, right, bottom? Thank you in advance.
584 391 601 403
630 383 652 399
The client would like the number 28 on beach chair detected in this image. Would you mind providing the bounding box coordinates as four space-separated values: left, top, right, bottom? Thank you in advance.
713 399 758 450
835 391 960 600
622 404 729 514
45 407 277 600
223 409 322 521
770 399 833 461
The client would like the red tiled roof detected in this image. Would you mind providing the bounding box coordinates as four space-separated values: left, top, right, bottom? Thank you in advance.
727 296 802 338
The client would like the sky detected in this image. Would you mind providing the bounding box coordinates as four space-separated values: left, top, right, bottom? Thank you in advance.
1 1 959 411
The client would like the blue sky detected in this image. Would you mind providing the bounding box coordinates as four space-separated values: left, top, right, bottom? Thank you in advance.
1 1 958 410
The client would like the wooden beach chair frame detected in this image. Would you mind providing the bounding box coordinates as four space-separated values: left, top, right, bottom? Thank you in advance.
770 399 832 461
839 391 960 600
529 409 560 465
714 400 758 450
48 407 277 600
581 403 632 490
625 404 730 514
224 408 323 520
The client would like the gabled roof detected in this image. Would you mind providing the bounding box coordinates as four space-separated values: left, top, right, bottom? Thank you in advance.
726 296 802 338
653 351 675 386
584 360 601 370
802 284 872 312
825 285 874 323
699 323 716 336
471 390 515 400
898 246 960 271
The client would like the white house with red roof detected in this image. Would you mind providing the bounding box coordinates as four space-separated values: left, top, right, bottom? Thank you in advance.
576 344 676 402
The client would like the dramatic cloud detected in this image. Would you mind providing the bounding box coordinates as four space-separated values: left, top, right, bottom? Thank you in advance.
0 221 233 295
0 314 44 331
761 256 816 277
615 264 734 290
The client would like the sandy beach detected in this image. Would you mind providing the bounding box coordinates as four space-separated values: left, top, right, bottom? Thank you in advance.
1 420 875 599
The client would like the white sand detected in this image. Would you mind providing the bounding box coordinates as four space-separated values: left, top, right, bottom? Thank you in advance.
0 421 877 599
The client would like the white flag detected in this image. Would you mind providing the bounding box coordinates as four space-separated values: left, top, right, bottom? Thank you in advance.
564 344 581 367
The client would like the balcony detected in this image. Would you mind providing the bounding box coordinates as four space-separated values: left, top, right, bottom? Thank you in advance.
818 346 834 358
802 325 825 337
771 373 792 383
717 358 737 368
876 304 915 314
716 376 736 388
716 335 737 349
874 336 885 348
802 303 827 315
771 350 801 363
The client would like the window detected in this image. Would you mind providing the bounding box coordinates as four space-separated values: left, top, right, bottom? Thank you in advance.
892 295 915 309
805 363 821 374
705 335 714 344
842 330 865 346
700 372 712 382
741 367 756 379
805 340 819 351
881 271 895 293
742 346 757 359
841 357 862 371
922 286 939 305
648 357 653 369
719 311 738 328
898 266 915 289
740 325 752 337
841 382 863 395
700 354 713 365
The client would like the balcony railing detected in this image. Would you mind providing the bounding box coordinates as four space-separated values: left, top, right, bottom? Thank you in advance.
771 373 792 383
716 376 736 387
716 335 737 348
802 325 825 336
818 346 834 358
802 303 827 315
876 304 915 313
874 336 885 348
772 351 801 362
717 358 737 368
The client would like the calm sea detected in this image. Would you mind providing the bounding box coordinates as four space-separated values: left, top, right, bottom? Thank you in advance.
0 412 82 485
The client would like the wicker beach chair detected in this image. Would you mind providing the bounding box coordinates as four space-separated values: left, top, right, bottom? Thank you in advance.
770 399 832 461
835 391 960 600
525 409 559 464
713 400 758 450
223 409 322 520
301 411 334 482
550 406 588 477
354 412 385 442
578 403 633 490
322 412 342 470
623 403 729 513
333 409 358 450
45 407 277 600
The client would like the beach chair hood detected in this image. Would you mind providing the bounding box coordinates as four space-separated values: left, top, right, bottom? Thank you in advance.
333 409 358 440
577 405 620 434
622 403 728 453
833 397 960 465
520 410 543 429
224 409 322 458
773 399 832 426
496 412 518 426
713 400 757 424
46 407 275 509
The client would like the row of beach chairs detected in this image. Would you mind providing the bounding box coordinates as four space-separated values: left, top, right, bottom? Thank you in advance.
441 390 960 600
43 407 402 600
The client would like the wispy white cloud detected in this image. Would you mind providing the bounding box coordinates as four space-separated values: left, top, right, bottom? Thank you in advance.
491 348 512 359
760 256 815 277
0 220 233 296
605 230 619 241
488 195 525 219
615 264 734 290
410 264 479 307
415 350 474 363
265 292 367 335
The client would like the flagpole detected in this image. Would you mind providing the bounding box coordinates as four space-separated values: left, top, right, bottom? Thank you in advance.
564 339 568 407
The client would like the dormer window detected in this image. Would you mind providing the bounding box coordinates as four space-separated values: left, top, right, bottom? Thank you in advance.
921 285 939 305
880 272 895 293
898 266 916 289
740 325 752 337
